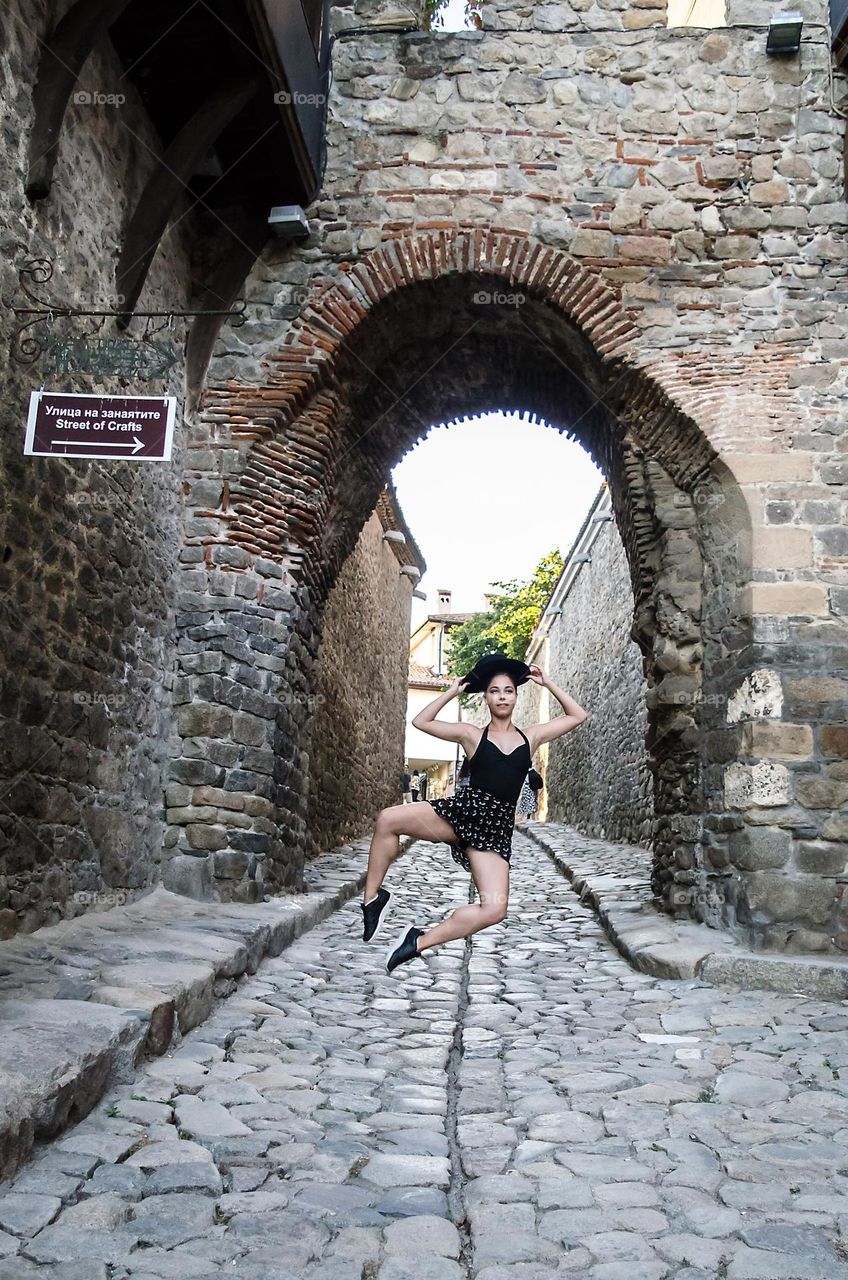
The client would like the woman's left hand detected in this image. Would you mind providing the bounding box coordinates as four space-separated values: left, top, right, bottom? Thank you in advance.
528 663 547 685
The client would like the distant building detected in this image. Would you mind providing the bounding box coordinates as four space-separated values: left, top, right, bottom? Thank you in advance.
406 590 473 797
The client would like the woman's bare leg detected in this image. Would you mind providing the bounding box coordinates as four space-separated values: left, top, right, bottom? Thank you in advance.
416 847 508 952
363 801 457 902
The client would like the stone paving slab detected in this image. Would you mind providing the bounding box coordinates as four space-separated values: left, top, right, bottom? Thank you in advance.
526 824 848 1002
2 831 848 1278
0 837 390 1181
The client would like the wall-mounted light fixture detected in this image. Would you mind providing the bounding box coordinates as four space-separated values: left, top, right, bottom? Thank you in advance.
383 530 407 544
590 511 614 522
412 588 427 600
572 553 592 565
766 11 803 54
268 205 311 239
400 565 421 580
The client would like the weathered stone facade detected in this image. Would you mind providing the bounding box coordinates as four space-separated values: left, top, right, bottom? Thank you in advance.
0 0 194 937
307 485 425 856
191 0 848 951
517 486 655 847
1 0 847 953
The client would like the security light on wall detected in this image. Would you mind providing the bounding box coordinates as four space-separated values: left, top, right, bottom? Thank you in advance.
766 11 803 54
572 553 592 564
383 530 407 544
412 588 427 600
400 565 421 579
268 205 310 239
590 511 614 522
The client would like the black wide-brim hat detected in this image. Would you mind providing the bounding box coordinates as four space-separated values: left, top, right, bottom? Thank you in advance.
461 652 531 695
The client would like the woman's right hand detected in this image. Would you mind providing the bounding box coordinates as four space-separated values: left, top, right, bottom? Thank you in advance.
447 675 470 697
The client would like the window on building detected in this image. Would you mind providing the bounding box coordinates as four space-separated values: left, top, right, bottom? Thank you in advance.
667 0 726 26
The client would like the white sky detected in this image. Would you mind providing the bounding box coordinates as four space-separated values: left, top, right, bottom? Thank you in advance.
429 0 474 29
396 0 726 630
432 0 726 28
391 412 605 633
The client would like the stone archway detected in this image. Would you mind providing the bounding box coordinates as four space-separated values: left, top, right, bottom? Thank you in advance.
169 231 754 930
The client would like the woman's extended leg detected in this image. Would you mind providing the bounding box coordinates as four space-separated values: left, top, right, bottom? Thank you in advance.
363 801 457 902
415 847 508 953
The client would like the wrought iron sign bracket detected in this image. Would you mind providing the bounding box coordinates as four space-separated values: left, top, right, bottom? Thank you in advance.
5 253 247 365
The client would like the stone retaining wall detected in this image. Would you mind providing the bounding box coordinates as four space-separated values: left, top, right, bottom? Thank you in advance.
518 506 654 846
0 0 193 937
192 0 848 950
307 500 421 856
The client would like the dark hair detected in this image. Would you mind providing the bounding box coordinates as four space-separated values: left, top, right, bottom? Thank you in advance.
485 671 515 691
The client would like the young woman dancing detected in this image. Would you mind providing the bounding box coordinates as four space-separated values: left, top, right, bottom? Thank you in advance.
361 652 589 973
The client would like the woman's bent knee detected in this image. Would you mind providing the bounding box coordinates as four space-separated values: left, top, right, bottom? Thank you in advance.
481 906 507 927
375 807 398 833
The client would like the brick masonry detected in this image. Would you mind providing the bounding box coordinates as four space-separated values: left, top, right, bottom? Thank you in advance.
0 0 846 952
188 0 848 951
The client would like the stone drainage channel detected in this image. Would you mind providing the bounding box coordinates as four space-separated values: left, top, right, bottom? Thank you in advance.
1 831 848 1278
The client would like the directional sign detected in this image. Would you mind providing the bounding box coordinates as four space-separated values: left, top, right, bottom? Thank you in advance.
24 391 176 461
42 336 179 380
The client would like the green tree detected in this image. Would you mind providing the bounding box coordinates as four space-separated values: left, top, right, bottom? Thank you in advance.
445 548 564 689
421 0 482 30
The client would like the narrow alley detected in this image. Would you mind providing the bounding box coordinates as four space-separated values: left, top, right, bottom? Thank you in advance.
2 830 847 1280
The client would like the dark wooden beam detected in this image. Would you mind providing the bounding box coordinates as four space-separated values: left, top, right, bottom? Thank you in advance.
116 78 259 323
27 0 135 200
245 0 330 199
186 216 270 409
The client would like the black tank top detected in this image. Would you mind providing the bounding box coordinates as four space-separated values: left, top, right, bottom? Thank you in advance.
467 723 532 807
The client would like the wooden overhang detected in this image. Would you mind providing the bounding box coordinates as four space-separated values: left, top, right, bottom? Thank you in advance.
25 0 331 392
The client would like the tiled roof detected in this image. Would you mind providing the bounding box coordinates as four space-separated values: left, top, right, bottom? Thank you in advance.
408 659 449 689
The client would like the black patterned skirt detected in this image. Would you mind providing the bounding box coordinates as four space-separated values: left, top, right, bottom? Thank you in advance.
426 784 515 872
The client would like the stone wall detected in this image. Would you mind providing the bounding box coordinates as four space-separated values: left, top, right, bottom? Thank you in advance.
3 0 845 953
192 0 847 950
0 0 194 937
307 502 419 855
517 500 654 846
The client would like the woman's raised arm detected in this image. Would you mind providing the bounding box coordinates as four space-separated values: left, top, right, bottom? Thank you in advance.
524 664 589 748
411 676 475 745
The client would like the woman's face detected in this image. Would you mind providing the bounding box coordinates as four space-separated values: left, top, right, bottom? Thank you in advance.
485 673 516 715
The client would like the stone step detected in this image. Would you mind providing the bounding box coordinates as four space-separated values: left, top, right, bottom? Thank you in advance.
0 837 387 1183
525 824 848 1001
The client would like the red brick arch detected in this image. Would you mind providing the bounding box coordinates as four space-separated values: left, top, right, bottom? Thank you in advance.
192 228 754 923
202 229 722 576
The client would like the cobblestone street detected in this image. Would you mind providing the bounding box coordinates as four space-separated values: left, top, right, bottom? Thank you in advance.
2 830 848 1280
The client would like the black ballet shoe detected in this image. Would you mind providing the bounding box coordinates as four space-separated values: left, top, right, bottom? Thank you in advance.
362 886 392 942
385 924 426 974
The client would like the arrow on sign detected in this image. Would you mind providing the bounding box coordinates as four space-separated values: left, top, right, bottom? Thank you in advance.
51 436 145 454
